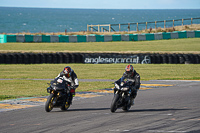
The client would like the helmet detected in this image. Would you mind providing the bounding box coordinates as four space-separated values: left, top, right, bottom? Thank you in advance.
63 66 72 78
125 64 134 76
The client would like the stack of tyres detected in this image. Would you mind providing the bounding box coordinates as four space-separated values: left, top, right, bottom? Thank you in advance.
150 54 156 64
0 52 200 64
155 54 162 64
52 53 58 64
162 54 169 64
57 53 63 63
29 53 35 64
172 54 179 64
178 54 185 64
73 53 80 63
39 53 46 63
62 53 70 63
23 53 30 64
34 53 40 64
188 54 194 64
183 54 191 64
16 53 23 64
45 53 53 63
0 53 4 63
69 53 75 63
168 54 173 64
193 54 200 64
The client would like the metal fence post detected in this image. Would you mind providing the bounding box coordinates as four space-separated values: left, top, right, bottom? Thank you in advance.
128 23 130 32
98 25 100 32
164 20 166 29
182 19 184 27
91 26 93 32
137 23 139 31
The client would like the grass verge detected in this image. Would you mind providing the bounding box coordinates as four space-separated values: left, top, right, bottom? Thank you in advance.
0 64 199 101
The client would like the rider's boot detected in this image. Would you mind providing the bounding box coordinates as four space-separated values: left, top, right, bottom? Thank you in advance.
131 91 137 105
69 96 73 105
69 89 75 105
130 97 135 105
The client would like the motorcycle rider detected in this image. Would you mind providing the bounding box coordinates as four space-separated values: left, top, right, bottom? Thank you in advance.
115 64 140 105
55 66 79 104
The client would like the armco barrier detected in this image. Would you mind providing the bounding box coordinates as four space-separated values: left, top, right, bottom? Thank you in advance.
0 53 199 64
1 30 200 43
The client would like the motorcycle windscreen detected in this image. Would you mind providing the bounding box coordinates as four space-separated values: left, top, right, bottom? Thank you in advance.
55 84 66 91
51 80 66 91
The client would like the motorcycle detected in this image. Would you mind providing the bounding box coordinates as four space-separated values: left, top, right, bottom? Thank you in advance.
45 77 73 112
110 80 133 113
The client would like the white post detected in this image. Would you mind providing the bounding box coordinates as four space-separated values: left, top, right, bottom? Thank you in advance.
98 25 100 32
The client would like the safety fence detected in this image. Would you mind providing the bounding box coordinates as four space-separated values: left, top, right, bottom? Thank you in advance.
0 53 199 64
87 17 200 32
0 30 200 43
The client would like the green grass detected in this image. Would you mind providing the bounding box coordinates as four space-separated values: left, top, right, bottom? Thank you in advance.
0 64 199 80
1 38 200 53
0 64 200 100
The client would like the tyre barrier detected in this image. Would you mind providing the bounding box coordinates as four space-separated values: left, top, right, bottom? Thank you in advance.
0 53 199 64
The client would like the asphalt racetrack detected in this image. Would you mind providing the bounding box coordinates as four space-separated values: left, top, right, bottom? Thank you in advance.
0 80 200 133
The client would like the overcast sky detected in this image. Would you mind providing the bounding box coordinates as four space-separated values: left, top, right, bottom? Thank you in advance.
0 0 200 9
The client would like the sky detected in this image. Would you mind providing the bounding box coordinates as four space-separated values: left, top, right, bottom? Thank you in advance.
0 0 200 9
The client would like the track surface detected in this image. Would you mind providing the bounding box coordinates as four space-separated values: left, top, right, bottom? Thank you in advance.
0 80 200 133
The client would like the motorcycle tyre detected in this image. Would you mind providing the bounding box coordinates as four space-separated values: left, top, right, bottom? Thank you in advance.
122 104 131 111
110 94 120 113
45 93 55 112
61 99 70 111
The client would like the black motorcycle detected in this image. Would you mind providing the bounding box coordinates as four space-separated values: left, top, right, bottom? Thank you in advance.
45 77 72 112
110 80 133 113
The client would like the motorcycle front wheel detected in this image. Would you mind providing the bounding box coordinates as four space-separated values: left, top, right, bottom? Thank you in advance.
45 93 55 112
61 99 70 111
122 103 131 111
110 94 120 113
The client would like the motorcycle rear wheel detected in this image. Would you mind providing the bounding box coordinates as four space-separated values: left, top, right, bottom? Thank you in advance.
45 93 55 112
110 94 120 113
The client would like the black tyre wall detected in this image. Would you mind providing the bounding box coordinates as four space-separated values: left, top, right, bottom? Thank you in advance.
0 53 199 64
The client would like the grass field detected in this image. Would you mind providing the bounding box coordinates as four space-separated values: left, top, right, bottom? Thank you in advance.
0 64 199 100
0 38 200 100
